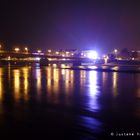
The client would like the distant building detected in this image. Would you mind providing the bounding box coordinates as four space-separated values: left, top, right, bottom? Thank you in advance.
116 49 140 60
130 51 138 60
130 50 140 60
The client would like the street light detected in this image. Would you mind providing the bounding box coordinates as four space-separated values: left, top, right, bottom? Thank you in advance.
24 47 28 51
114 49 118 58
15 48 20 53
55 51 59 55
48 50 51 53
37 50 42 54
24 47 28 53
103 55 109 64
114 49 118 53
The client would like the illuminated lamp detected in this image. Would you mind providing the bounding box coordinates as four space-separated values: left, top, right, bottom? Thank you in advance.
87 51 98 59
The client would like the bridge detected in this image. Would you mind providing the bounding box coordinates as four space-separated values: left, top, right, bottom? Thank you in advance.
0 51 104 66
0 51 89 59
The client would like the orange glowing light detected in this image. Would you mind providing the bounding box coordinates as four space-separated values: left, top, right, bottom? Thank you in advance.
15 48 20 52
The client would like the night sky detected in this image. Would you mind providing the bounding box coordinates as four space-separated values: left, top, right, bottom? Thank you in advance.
0 0 140 53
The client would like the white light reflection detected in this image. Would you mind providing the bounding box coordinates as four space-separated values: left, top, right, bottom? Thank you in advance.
36 69 41 96
61 69 65 75
88 71 100 112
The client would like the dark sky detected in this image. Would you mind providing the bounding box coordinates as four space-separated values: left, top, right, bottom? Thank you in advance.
0 0 140 53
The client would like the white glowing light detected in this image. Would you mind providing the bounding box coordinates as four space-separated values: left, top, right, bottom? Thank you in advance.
87 51 98 59
35 57 41 61
55 51 59 55
15 48 20 52
8 56 11 60
114 49 118 53
48 50 52 53
25 47 28 51
37 50 42 53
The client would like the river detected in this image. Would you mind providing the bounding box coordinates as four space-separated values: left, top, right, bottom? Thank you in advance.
0 64 140 139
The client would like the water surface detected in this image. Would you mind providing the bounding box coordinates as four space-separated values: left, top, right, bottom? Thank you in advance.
0 64 140 139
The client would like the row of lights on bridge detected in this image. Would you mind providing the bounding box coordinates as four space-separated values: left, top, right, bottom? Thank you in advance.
0 45 74 56
0 43 119 60
0 44 41 54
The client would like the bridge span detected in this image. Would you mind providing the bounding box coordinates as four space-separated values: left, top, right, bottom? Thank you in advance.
0 51 104 66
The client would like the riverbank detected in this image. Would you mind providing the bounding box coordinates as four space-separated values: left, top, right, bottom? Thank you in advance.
60 64 140 73
0 59 140 73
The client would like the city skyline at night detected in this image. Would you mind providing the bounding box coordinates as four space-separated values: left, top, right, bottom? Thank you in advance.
0 0 140 54
0 1 140 139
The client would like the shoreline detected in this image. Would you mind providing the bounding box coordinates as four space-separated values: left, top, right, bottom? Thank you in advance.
0 61 140 73
61 66 140 73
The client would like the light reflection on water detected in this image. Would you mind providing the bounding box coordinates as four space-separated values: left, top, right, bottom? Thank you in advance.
0 65 139 110
53 69 59 94
87 71 100 112
112 72 118 97
102 72 119 97
13 69 20 101
0 65 140 139
80 71 86 88
78 116 102 137
45 67 75 104
36 68 41 96
22 67 29 101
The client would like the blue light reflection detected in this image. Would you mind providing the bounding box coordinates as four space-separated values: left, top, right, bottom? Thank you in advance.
79 116 102 133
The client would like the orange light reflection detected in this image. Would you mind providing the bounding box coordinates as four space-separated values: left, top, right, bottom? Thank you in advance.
13 69 20 101
22 67 29 101
112 72 118 97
